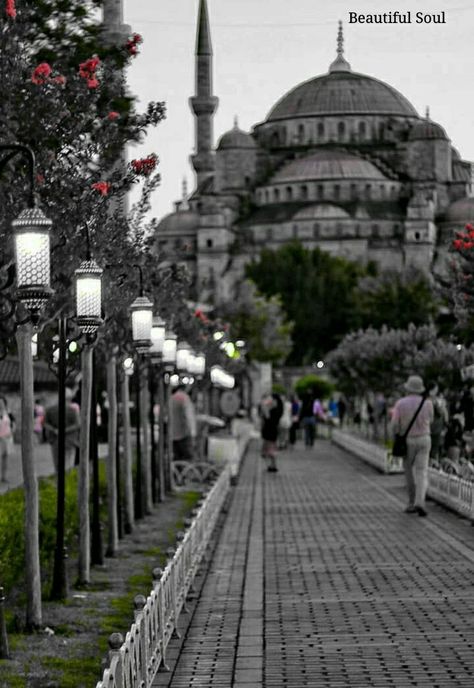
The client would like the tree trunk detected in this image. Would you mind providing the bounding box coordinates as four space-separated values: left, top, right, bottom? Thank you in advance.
140 366 152 513
164 380 174 493
121 372 134 533
16 324 42 629
157 372 166 502
78 345 93 585
106 355 118 556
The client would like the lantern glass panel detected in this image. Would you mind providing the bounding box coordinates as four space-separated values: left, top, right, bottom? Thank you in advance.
176 347 190 371
150 322 166 355
132 309 153 342
15 232 50 287
163 336 177 364
195 354 206 376
76 276 102 318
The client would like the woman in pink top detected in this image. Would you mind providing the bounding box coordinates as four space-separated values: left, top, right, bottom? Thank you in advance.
391 375 433 517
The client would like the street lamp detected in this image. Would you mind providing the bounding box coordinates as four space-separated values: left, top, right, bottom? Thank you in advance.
162 331 177 368
149 315 166 503
12 207 53 323
75 260 103 335
161 330 177 493
130 268 153 519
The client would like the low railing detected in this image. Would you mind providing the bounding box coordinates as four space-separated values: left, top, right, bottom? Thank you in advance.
428 458 474 518
332 428 403 474
96 462 232 688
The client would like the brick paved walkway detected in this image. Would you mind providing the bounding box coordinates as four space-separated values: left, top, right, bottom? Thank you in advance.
155 440 474 687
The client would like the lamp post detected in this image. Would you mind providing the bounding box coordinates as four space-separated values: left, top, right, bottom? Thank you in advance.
130 268 153 519
1 144 54 629
162 331 177 493
149 316 165 503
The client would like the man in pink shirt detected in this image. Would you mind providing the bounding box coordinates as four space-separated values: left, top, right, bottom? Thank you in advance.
391 375 434 517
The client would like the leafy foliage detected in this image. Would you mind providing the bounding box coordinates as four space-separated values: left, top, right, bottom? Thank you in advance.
294 374 334 400
217 280 293 364
327 323 473 399
246 242 365 364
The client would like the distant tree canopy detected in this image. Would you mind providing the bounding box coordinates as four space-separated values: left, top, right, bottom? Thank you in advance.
294 374 334 400
246 243 365 364
246 243 440 365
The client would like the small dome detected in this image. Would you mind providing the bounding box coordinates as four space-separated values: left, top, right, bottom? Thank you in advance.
443 198 474 223
217 122 257 150
409 120 448 142
272 150 387 184
157 209 199 235
293 204 350 220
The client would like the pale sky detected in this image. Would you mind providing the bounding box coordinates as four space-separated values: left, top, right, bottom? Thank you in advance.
124 0 474 223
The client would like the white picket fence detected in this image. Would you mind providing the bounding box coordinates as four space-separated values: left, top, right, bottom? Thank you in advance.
96 463 232 688
332 429 474 519
332 429 403 474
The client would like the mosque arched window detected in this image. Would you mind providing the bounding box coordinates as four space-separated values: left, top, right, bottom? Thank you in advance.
286 186 293 201
338 121 345 138
266 228 273 241
293 224 298 238
372 224 380 237
350 183 357 200
274 188 280 202
300 185 308 200
298 124 305 143
334 184 341 200
365 184 372 200
379 184 385 199
317 184 324 200
359 121 367 138
313 223 320 238
265 190 269 203
317 122 325 139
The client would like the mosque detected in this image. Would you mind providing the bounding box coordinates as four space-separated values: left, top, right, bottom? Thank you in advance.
154 0 474 304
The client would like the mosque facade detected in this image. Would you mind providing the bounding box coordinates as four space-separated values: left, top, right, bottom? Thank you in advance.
154 0 474 304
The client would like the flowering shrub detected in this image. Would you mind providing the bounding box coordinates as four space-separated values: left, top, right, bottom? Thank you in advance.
131 155 157 175
31 62 52 84
452 224 474 251
107 111 120 121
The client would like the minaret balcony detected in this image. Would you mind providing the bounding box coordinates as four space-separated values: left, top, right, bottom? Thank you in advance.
189 96 219 116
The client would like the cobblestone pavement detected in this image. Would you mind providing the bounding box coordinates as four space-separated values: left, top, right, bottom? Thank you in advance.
155 440 474 687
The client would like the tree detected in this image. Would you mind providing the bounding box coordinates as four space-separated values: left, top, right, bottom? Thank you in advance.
245 242 366 364
355 268 439 331
327 324 473 400
217 280 293 364
294 374 334 400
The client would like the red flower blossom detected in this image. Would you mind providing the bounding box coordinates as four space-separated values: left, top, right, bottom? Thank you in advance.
54 75 66 85
453 239 464 250
79 56 100 88
91 181 111 196
131 155 157 176
126 33 143 56
5 0 16 18
466 224 474 232
107 111 120 121
464 242 474 250
31 62 52 85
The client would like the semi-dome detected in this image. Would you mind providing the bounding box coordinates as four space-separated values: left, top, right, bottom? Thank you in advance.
218 120 257 150
157 208 199 235
409 119 448 142
443 198 474 223
272 150 387 184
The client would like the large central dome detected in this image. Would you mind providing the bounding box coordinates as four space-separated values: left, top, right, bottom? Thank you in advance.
267 71 418 122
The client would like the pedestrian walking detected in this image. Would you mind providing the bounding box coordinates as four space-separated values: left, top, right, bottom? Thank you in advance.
170 384 197 461
260 392 283 472
391 375 433 517
278 394 292 449
44 385 81 472
289 395 300 447
299 392 316 448
33 398 45 443
0 396 15 483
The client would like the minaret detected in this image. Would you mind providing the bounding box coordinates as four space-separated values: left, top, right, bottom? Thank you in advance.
102 0 130 45
189 0 219 188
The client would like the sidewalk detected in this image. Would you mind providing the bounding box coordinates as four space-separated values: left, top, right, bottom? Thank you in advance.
156 439 474 687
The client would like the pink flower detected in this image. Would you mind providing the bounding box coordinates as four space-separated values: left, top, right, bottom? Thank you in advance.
79 56 100 88
126 33 143 56
91 181 111 196
87 78 99 89
54 75 66 85
107 111 120 121
31 62 52 85
453 239 464 250
5 0 16 18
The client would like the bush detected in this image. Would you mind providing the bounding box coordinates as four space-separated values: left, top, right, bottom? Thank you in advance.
294 374 334 399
